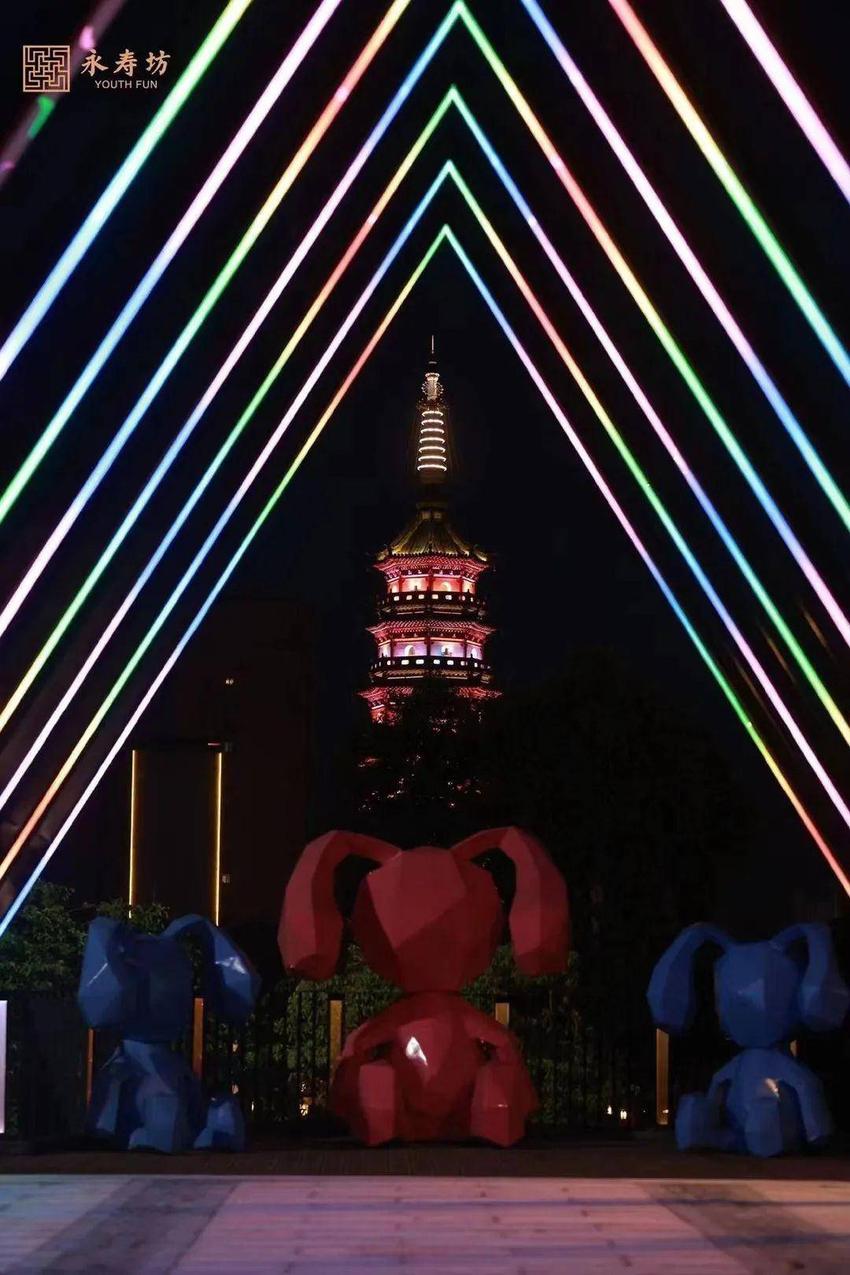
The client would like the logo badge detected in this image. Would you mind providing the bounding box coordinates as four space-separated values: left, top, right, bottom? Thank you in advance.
22 45 71 94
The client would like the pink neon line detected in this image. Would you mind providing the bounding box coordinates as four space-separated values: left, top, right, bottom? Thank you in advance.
718 0 850 208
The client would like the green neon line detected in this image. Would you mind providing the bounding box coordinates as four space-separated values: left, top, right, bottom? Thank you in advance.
27 96 56 140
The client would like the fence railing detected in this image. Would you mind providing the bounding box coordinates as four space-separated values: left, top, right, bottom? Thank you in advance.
0 988 654 1142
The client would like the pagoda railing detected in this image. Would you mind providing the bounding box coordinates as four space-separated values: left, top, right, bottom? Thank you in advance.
369 655 491 677
383 590 484 609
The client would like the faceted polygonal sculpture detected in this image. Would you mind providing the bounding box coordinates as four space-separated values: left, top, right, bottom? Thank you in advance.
279 827 569 1145
78 913 260 1152
648 922 849 1157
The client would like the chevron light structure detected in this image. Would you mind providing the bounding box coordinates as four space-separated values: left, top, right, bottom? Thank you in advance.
519 0 850 536
3 3 844 734
5 149 848 851
0 0 256 385
608 0 850 392
0 0 364 530
3 88 845 808
2 222 846 936
717 0 850 208
3 7 846 928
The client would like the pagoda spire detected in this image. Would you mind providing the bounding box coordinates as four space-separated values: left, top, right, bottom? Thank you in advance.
416 338 449 486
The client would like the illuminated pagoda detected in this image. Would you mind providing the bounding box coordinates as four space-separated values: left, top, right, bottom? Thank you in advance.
360 342 499 726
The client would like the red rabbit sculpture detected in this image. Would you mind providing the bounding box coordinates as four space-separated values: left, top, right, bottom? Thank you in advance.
279 827 569 1146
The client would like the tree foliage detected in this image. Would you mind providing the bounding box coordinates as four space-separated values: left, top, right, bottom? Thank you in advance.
0 885 171 996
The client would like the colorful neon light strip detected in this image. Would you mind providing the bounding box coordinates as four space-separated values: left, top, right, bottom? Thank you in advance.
3 226 845 936
0 0 253 386
1 9 846 867
608 0 850 391
6 79 848 803
8 1 841 687
450 93 849 747
455 5 850 649
717 0 850 208
0 95 454 810
0 0 354 530
0 0 428 653
448 164 850 831
0 173 449 886
519 0 850 535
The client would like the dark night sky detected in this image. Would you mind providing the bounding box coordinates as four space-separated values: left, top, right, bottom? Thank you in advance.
1 1 849 927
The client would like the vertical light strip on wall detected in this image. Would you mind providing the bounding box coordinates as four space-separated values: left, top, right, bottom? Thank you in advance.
519 0 850 534
608 0 850 391
0 0 254 384
127 748 138 905
717 0 850 208
456 5 850 650
0 0 414 645
0 0 352 529
213 751 223 924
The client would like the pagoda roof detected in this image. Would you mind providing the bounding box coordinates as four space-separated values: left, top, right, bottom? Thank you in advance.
377 502 488 563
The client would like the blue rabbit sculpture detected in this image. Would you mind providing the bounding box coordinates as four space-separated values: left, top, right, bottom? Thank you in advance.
78 913 260 1152
648 922 849 1157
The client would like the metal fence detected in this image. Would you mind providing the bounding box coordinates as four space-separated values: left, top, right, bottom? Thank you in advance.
0 987 651 1142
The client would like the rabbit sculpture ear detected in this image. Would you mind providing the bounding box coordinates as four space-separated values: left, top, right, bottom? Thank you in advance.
451 826 569 975
77 916 138 1028
279 831 399 980
773 922 850 1033
647 923 730 1035
163 915 260 1024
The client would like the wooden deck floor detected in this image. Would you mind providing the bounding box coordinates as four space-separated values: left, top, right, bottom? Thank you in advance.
1 1173 849 1272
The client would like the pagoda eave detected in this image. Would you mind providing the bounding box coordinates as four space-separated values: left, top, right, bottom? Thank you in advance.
376 554 488 580
368 619 494 642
